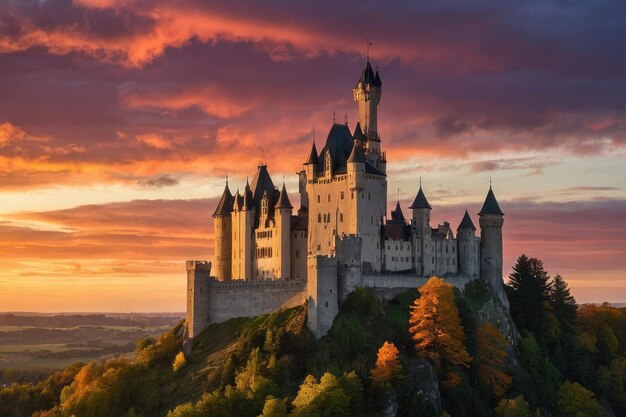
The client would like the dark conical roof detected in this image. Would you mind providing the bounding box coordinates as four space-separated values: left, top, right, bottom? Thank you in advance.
390 201 406 224
243 183 254 210
304 142 319 165
319 123 354 173
353 122 366 142
457 209 476 231
347 141 366 163
357 60 381 87
409 186 432 209
275 183 293 209
478 187 504 216
250 165 275 203
233 189 243 211
212 181 234 217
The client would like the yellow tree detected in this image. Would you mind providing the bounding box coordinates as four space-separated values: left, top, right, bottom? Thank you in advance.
475 323 512 398
371 341 401 385
409 277 472 387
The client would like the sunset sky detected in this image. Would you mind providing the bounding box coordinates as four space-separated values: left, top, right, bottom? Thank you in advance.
1 0 625 312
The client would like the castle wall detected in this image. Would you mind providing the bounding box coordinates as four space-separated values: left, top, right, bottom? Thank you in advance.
213 216 232 281
205 279 306 324
384 238 413 272
186 261 212 338
432 238 458 276
458 233 480 278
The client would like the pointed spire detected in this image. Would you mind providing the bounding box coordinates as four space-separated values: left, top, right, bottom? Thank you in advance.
275 183 293 210
409 183 432 209
478 187 504 216
233 189 242 211
304 141 319 165
353 122 366 141
212 180 234 217
390 200 406 224
347 141 366 163
457 209 476 231
243 180 253 210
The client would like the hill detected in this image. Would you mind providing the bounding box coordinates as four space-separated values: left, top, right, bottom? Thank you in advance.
1 259 625 417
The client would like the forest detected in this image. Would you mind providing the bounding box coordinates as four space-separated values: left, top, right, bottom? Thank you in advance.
1 254 624 417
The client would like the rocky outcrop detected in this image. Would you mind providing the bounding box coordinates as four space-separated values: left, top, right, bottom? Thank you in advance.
402 357 441 413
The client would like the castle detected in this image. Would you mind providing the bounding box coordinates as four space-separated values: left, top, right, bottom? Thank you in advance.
186 59 506 339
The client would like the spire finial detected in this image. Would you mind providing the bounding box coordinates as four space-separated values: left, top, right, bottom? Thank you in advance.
366 38 372 61
490 176 492 189
333 106 336 123
344 113 348 126
397 187 400 203
313 124 316 143
419 176 422 188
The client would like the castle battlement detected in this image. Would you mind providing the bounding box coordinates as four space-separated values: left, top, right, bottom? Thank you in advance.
186 58 507 339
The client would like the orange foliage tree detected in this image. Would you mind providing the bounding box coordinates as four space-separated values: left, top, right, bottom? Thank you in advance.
475 323 512 398
371 341 401 385
409 277 472 387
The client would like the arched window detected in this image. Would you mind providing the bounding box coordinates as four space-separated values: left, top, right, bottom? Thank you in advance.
318 213 321 223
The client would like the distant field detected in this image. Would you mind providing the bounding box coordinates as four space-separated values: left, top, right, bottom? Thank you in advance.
0 313 182 382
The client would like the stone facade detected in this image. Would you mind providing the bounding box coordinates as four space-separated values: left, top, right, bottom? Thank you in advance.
186 59 508 339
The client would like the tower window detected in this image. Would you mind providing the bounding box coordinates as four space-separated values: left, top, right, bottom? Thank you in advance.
340 191 344 199
317 195 320 203
340 213 344 222
318 213 321 223
328 194 331 202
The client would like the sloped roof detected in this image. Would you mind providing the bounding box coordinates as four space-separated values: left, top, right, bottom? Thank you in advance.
409 186 432 209
347 141 366 163
383 223 411 241
275 183 293 209
353 122 366 142
304 141 319 165
457 209 476 231
478 187 504 216
250 165 276 203
212 182 234 217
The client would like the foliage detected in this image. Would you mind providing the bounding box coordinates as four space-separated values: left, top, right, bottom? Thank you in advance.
555 381 603 417
259 396 288 417
172 351 186 372
409 277 472 387
494 396 533 417
370 341 401 386
506 255 551 338
475 323 512 398
549 275 578 329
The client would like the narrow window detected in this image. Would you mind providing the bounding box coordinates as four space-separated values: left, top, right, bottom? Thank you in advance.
340 191 344 199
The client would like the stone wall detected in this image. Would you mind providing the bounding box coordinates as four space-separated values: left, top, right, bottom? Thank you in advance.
205 278 306 324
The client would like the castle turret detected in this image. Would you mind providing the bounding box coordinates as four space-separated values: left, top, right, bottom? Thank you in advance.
212 180 233 281
353 59 382 154
478 186 506 304
276 183 293 279
304 141 319 181
410 183 432 275
457 209 479 278
347 141 365 191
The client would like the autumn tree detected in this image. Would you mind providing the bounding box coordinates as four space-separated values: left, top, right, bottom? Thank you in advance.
409 277 472 387
370 341 401 386
475 323 512 398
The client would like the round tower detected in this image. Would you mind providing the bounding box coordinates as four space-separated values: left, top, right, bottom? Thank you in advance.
457 209 479 278
275 183 293 279
409 183 432 276
212 181 233 281
478 186 506 303
353 59 382 153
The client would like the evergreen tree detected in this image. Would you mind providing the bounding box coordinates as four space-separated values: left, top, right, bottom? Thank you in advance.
549 275 578 329
506 255 551 337
475 324 512 398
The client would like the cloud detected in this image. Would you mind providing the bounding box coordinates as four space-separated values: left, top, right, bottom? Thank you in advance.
138 174 179 188
0 122 26 146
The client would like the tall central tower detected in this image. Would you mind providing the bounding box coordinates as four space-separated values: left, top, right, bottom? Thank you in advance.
353 59 382 154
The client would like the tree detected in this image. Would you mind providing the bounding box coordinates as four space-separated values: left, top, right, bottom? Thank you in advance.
494 396 533 417
409 277 472 387
507 255 551 336
291 373 351 417
259 396 287 417
549 275 578 328
475 324 512 398
555 381 603 417
371 341 401 386
172 352 186 372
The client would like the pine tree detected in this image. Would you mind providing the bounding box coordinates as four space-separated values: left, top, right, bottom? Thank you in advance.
506 255 551 336
549 274 578 328
409 277 472 387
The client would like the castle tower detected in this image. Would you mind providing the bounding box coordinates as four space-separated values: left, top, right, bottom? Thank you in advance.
353 59 382 154
212 180 233 281
232 182 255 280
457 210 479 278
347 141 366 193
410 184 432 276
276 183 293 279
478 186 506 303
